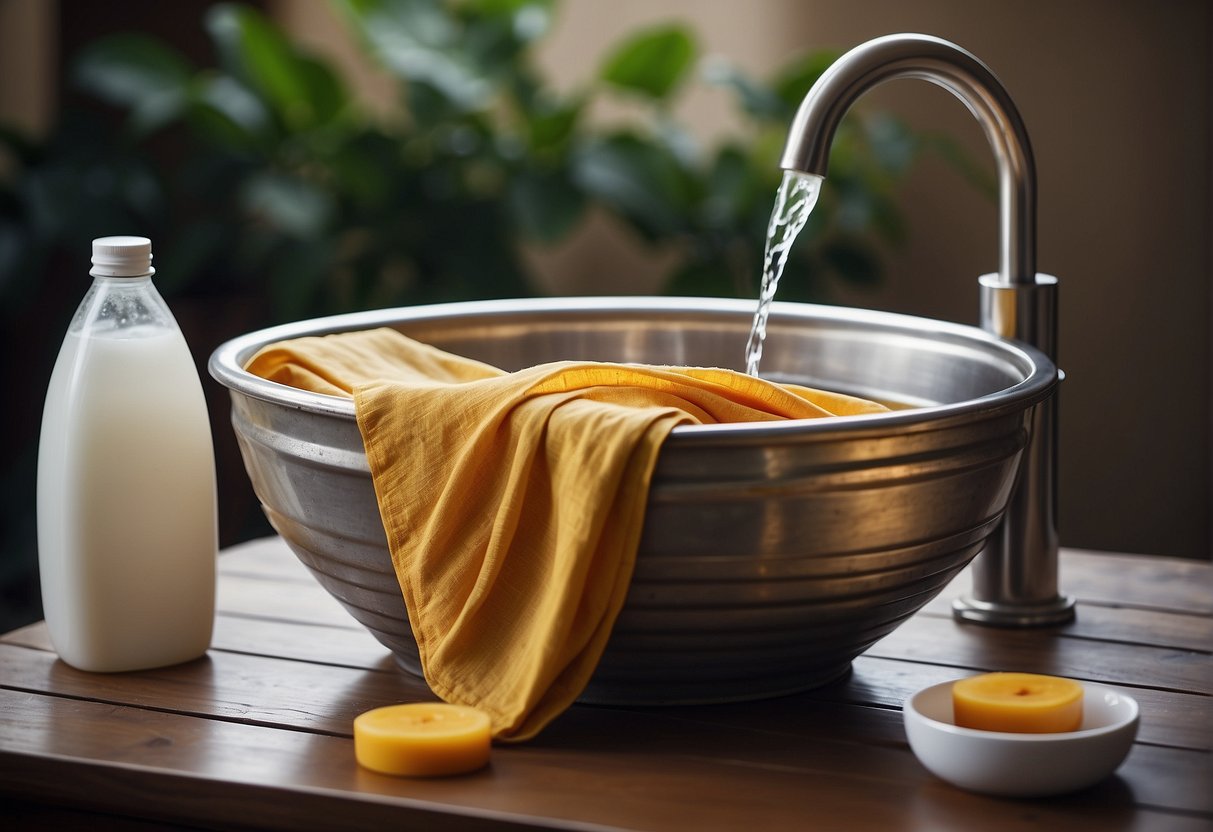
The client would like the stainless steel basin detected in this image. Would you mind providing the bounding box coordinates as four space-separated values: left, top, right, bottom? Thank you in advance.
209 296 1057 705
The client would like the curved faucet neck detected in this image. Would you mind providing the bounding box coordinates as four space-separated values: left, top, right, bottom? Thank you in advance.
780 33 1037 285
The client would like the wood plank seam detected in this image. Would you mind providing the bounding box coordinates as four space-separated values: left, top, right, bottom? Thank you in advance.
0 673 356 741
216 609 368 633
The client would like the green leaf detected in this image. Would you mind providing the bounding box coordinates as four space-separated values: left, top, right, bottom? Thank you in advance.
653 117 699 169
457 3 549 78
700 144 756 227
572 134 692 237
507 167 585 243
187 74 272 147
511 1 554 44
867 190 908 247
600 24 696 101
206 4 346 130
863 113 917 176
241 171 334 237
292 54 348 126
701 57 784 121
835 179 874 232
337 0 492 111
326 132 399 205
771 49 840 112
525 96 583 152
466 0 554 28
73 34 192 134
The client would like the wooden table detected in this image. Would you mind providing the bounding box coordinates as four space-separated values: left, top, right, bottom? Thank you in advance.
2 537 1210 831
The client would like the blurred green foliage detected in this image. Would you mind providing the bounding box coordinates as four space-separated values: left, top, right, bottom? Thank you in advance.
0 0 977 324
0 0 993 631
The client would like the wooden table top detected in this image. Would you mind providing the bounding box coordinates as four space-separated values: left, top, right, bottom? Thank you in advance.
2 536 1210 831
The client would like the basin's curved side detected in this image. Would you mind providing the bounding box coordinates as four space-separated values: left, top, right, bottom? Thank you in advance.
588 410 1029 704
211 298 1057 705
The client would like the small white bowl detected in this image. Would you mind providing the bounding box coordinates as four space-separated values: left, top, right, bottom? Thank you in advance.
904 679 1139 797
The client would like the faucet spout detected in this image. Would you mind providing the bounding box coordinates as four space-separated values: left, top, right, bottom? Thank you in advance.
781 34 1074 627
781 33 1035 287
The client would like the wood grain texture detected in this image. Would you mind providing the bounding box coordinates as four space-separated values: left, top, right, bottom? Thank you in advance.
3 687 1209 832
2 537 1210 832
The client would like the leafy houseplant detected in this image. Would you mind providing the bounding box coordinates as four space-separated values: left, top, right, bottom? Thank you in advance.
2 0 954 324
0 0 982 631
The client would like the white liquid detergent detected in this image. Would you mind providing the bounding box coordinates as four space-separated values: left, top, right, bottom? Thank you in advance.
37 237 216 672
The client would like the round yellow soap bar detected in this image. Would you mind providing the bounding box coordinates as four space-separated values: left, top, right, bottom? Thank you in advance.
354 703 492 776
952 672 1084 733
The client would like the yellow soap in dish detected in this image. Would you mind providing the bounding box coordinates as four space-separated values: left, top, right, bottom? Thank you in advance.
952 672 1083 733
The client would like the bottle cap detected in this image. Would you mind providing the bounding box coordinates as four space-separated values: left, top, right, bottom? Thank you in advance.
91 236 155 277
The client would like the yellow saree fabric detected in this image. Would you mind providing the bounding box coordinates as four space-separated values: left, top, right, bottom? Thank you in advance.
246 328 886 740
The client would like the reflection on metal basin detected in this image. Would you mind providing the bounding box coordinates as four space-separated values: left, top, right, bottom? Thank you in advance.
208 297 1057 705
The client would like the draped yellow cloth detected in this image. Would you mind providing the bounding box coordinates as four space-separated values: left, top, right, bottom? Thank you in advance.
246 328 886 741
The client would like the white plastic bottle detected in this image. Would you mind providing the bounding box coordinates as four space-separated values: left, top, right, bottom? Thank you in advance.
37 236 216 672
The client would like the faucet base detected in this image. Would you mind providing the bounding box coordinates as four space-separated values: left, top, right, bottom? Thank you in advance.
952 593 1076 627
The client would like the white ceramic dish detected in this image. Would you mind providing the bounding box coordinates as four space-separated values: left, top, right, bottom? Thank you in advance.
904 679 1140 797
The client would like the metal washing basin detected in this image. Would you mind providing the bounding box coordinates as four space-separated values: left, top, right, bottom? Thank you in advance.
209 296 1057 704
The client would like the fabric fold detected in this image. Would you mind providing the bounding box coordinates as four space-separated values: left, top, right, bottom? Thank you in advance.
246 327 886 740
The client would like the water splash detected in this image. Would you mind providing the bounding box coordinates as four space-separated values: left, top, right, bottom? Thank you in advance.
745 171 823 377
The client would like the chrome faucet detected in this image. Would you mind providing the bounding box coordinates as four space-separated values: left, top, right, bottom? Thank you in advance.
781 34 1075 626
